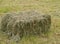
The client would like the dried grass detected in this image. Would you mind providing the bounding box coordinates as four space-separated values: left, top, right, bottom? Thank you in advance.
1 11 51 40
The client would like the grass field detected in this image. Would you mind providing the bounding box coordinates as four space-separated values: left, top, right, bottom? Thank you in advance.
0 0 60 44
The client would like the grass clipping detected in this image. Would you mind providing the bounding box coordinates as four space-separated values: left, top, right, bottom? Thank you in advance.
1 11 51 38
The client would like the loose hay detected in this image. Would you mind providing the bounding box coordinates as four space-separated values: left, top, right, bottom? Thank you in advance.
1 11 51 41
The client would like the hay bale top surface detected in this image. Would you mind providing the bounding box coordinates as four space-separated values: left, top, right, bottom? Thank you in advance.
3 11 48 23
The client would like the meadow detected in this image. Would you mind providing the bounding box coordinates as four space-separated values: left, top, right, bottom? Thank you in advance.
0 0 60 44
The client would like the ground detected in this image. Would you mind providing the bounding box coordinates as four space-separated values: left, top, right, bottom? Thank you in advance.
0 0 60 44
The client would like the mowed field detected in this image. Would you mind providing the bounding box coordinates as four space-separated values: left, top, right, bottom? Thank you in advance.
0 0 60 44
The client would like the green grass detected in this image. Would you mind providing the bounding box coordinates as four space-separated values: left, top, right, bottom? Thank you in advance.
0 0 60 44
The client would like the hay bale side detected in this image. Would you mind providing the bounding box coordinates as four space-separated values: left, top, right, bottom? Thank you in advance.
1 11 51 39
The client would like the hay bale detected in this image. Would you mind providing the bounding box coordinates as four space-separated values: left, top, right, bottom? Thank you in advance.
1 11 51 40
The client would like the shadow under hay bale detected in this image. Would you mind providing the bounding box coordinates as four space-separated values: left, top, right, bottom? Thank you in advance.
1 11 51 41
